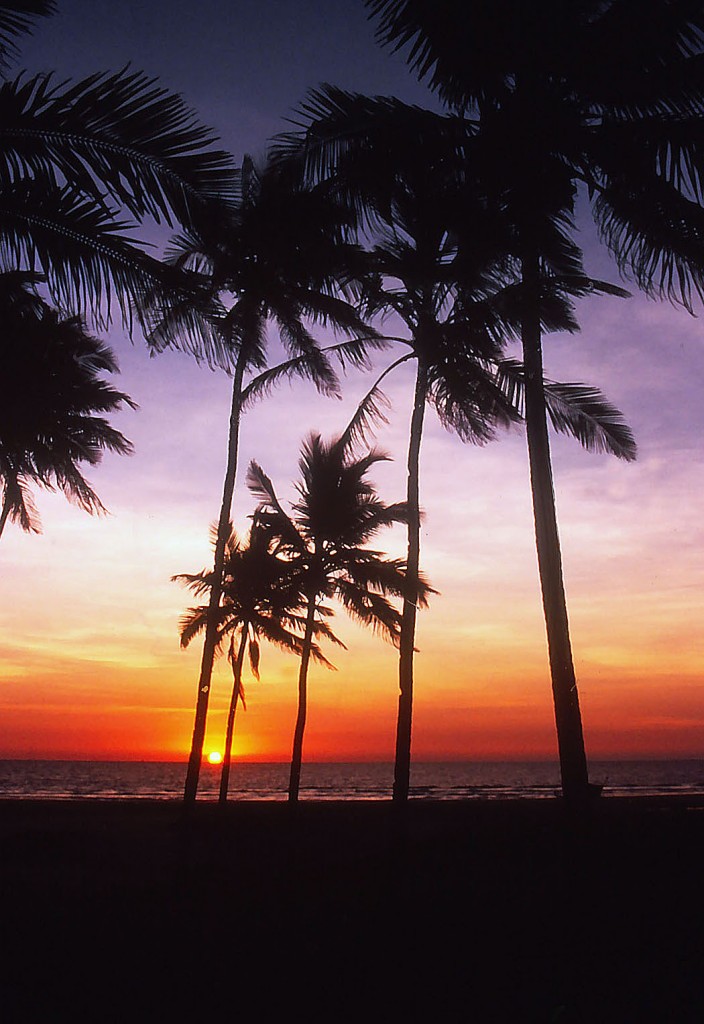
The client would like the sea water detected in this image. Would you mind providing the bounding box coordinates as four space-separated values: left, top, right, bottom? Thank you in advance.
0 759 702 801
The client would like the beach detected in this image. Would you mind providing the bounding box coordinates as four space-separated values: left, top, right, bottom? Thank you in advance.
2 796 702 1022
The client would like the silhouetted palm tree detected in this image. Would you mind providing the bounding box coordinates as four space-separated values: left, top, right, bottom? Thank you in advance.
363 0 699 802
247 433 420 802
274 88 637 802
0 272 134 538
0 2 237 325
145 158 384 804
174 520 330 804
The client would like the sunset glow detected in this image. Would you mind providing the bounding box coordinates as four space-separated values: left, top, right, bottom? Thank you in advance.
0 3 702 769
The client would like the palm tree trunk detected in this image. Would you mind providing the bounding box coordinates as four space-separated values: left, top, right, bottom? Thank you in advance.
521 249 590 805
184 352 246 805
393 357 428 804
218 629 249 806
288 595 317 803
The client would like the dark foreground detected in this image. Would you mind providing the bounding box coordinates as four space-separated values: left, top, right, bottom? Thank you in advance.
2 797 703 1023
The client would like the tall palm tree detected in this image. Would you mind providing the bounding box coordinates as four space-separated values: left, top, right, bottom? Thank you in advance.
144 158 384 804
273 89 637 802
363 0 703 803
174 520 330 805
0 2 237 326
247 433 422 803
0 272 134 538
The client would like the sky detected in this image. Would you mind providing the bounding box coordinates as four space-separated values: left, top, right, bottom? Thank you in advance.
1 0 703 765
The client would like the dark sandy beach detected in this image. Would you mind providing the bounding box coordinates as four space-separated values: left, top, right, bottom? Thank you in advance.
2 797 702 1022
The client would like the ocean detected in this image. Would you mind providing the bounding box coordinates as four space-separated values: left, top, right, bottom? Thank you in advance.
0 759 702 801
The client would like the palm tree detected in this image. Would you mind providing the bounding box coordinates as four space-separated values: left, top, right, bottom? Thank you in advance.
273 89 637 802
247 433 422 803
0 272 134 538
174 520 331 805
362 0 703 803
338 142 523 803
144 158 385 804
0 2 237 326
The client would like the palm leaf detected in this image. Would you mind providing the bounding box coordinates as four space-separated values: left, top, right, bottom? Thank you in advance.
334 578 402 643
495 359 637 461
543 381 637 461
0 2 54 74
239 335 391 414
0 181 182 327
247 636 260 681
246 461 306 554
0 288 135 529
0 67 238 223
240 354 335 411
139 279 232 368
177 604 233 653
338 354 412 451
594 169 704 311
0 470 40 533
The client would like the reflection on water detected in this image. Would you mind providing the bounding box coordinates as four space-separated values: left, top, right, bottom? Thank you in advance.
0 759 702 801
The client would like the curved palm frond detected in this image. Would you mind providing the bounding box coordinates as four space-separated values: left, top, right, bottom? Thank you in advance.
246 461 307 555
494 359 637 460
0 274 135 534
594 170 704 311
543 380 638 460
0 67 238 223
239 335 389 413
0 467 39 534
176 604 237 653
0 180 203 328
0 2 55 75
337 357 412 451
334 577 403 642
273 85 470 231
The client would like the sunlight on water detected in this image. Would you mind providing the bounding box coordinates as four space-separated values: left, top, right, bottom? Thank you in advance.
0 760 702 801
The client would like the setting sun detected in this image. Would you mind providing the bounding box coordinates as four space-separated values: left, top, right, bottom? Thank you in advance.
207 751 222 765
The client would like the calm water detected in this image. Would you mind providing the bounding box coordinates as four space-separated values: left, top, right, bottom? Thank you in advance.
0 759 702 801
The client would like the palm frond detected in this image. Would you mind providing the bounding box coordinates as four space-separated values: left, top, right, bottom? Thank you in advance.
326 332 392 367
273 316 341 398
177 606 209 650
240 333 396 414
338 354 412 450
594 170 704 311
0 470 40 533
240 354 332 411
0 67 238 223
272 85 468 233
0 181 177 327
138 278 233 369
543 380 637 461
171 569 216 598
334 577 402 643
0 2 55 75
0 286 135 530
246 461 307 554
179 605 235 651
495 359 637 460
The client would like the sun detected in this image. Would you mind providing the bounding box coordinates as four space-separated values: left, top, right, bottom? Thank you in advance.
207 751 223 765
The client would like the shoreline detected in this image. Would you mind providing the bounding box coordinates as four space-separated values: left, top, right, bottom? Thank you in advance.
2 790 704 810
